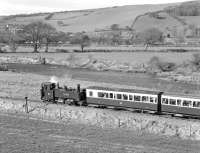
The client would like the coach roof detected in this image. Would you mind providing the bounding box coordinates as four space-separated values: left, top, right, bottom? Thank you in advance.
87 86 162 95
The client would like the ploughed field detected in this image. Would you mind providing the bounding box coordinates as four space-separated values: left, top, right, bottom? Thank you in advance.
0 113 200 153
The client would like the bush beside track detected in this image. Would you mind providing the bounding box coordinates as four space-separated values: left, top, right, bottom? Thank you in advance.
0 98 200 140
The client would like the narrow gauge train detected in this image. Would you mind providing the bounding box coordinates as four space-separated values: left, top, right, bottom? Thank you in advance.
41 82 200 117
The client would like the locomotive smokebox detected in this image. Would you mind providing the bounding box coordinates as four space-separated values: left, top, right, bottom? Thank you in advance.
77 84 80 93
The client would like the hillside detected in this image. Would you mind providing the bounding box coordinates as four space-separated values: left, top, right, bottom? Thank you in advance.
1 0 200 41
0 3 176 33
132 12 184 32
132 1 200 34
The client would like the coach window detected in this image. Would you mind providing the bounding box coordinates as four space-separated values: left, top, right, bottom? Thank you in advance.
134 95 141 102
98 92 104 98
197 102 200 108
154 98 158 103
109 93 113 99
123 94 128 100
177 99 182 106
169 99 176 105
162 98 168 104
89 91 93 97
142 96 148 102
117 94 122 100
182 100 192 107
196 102 200 108
150 97 154 103
105 93 109 98
193 101 200 108
129 95 133 101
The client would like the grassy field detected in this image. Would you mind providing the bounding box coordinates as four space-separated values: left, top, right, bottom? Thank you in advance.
1 113 200 153
0 50 198 65
5 45 200 52
1 50 200 90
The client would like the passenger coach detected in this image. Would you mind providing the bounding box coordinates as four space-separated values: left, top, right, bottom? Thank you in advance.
162 93 200 116
40 82 200 117
86 86 163 113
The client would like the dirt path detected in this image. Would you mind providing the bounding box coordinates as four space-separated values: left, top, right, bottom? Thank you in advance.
0 113 199 153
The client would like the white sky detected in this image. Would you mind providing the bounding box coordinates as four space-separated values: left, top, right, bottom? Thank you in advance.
0 0 189 16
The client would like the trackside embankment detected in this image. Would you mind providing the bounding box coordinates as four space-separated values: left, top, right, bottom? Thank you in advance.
0 98 200 140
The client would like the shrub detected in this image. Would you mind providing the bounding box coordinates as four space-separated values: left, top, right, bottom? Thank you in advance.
110 24 120 30
57 21 64 25
0 64 8 71
55 49 70 53
166 49 188 52
147 56 176 73
45 13 54 20
191 53 200 70
159 62 176 72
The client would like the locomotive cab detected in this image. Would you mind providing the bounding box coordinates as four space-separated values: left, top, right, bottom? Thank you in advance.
41 82 56 102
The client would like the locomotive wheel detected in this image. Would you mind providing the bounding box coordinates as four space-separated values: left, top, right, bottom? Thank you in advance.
65 99 75 105
42 100 47 103
98 105 107 109
78 100 87 106
78 101 83 106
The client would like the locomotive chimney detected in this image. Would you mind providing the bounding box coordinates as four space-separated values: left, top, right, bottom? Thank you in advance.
77 84 80 93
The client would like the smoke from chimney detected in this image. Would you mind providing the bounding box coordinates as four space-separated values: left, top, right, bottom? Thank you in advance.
50 76 58 84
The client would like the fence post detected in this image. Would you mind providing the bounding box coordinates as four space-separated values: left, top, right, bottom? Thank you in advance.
25 97 28 113
118 118 121 127
59 107 62 120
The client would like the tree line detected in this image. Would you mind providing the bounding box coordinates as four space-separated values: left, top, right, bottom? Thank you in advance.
0 21 164 52
165 1 200 16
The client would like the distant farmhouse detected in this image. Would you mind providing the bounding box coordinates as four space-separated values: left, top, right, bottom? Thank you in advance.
163 25 200 45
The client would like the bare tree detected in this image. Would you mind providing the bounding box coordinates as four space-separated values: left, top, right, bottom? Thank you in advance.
42 23 56 52
71 32 90 52
23 21 56 52
140 28 163 49
80 34 90 52
110 24 120 30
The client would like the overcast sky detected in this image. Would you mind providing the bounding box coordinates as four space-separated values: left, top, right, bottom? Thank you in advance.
0 0 189 16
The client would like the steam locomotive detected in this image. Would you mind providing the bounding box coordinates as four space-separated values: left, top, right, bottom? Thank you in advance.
41 82 200 117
